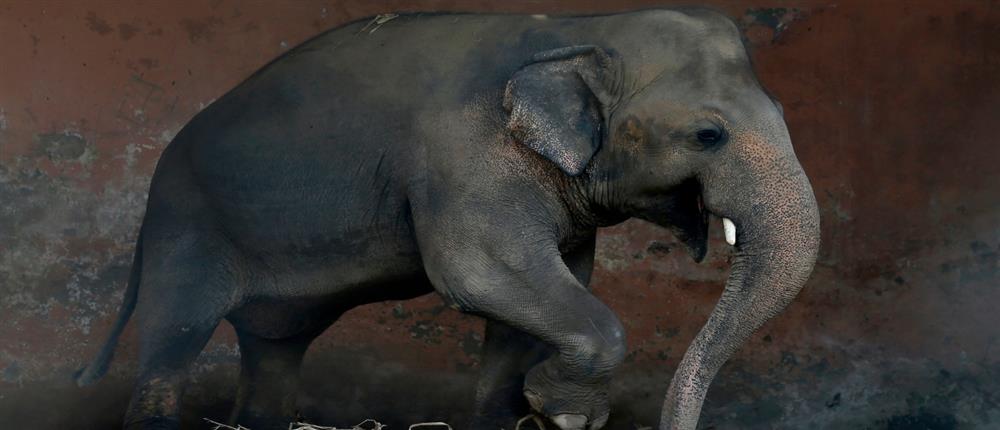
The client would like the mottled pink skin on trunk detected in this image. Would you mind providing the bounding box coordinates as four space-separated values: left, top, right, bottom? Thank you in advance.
659 123 821 430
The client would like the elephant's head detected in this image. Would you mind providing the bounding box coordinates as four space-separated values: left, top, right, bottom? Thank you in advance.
503 9 820 430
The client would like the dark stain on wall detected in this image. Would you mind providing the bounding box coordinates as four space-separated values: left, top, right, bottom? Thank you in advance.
85 11 115 36
35 132 90 162
1 0 998 429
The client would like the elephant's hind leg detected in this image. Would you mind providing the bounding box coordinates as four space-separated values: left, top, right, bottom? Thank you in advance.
227 326 328 429
124 231 242 430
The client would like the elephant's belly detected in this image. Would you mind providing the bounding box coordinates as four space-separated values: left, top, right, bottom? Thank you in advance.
204 174 425 295
227 237 433 339
240 221 429 298
226 259 434 340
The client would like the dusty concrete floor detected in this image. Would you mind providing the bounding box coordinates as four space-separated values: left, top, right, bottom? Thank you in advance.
1 1 998 429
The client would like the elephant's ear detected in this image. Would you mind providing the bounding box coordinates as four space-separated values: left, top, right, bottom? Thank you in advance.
503 46 620 176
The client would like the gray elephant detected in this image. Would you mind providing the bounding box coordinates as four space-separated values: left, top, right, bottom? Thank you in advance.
76 8 820 430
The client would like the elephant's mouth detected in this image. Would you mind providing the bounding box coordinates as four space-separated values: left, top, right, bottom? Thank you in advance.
647 178 710 262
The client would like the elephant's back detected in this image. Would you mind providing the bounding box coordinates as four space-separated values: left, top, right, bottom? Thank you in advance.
176 14 519 189
171 13 579 201
147 19 440 270
143 12 607 270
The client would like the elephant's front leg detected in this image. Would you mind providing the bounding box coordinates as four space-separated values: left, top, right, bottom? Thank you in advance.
469 235 598 429
429 234 623 430
470 321 552 429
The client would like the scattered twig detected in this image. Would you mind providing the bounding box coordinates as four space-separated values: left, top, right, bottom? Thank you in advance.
515 414 547 430
204 418 250 430
357 13 399 34
290 418 387 430
408 422 452 430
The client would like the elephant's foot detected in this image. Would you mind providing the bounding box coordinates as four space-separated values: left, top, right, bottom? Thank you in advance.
523 360 611 430
469 384 532 429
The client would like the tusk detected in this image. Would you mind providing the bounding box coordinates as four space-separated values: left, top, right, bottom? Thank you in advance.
723 217 737 246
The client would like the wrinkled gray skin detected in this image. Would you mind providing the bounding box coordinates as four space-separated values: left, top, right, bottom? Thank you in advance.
76 8 820 430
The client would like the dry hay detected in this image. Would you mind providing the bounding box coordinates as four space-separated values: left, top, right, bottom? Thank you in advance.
203 413 641 430
203 418 452 430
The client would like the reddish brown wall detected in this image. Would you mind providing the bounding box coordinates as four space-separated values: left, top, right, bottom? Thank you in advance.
1 1 998 429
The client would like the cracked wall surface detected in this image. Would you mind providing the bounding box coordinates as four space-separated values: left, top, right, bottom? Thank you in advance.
1 1 998 429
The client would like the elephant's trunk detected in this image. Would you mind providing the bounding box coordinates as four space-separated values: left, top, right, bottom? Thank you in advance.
658 127 821 430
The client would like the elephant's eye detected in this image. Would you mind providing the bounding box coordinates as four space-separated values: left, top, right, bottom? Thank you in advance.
695 128 725 146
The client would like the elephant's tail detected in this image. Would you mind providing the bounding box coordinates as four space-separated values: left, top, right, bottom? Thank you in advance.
75 229 143 387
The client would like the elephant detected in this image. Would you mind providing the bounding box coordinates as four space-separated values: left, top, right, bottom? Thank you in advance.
75 8 820 430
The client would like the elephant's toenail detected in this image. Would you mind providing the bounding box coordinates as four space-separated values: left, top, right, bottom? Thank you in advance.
552 413 588 430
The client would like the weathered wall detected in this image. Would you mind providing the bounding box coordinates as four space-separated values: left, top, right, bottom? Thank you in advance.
1 1 997 429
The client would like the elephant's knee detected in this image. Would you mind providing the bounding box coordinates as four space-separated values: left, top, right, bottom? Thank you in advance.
564 320 627 378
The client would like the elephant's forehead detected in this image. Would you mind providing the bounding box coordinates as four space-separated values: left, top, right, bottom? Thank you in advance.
651 10 746 61
695 36 745 62
676 32 749 74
